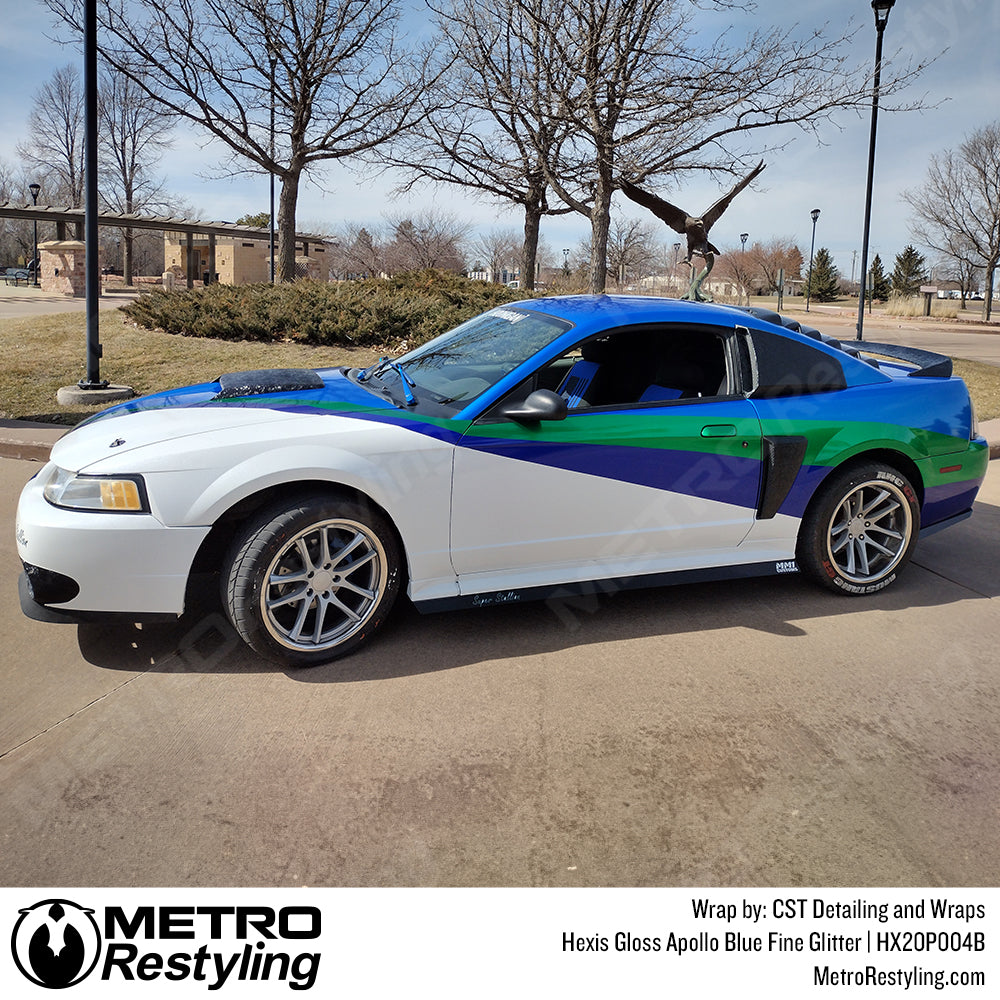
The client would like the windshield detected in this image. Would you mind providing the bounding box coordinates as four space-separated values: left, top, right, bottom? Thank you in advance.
363 307 571 411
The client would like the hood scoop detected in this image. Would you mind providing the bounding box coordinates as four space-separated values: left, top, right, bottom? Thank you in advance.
215 368 325 399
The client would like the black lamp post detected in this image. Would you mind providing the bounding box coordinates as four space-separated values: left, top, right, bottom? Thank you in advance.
856 0 896 340
740 232 749 305
806 208 820 312
28 182 41 286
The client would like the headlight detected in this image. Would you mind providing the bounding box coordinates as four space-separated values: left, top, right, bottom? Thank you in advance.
42 467 149 513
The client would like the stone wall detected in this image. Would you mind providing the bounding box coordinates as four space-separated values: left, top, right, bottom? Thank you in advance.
38 241 101 298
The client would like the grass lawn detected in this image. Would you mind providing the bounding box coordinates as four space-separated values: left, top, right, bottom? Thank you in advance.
0 310 382 424
1 307 999 424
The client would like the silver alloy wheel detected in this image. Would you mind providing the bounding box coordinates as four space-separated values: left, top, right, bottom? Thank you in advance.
825 478 912 585
259 517 389 652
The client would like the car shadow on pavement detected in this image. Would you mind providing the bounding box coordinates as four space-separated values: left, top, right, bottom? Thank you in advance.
75 497 1000 681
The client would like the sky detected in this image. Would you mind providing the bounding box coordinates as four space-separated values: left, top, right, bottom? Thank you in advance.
0 0 997 277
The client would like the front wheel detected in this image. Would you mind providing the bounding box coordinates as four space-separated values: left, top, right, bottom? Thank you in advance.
224 494 402 666
797 463 920 595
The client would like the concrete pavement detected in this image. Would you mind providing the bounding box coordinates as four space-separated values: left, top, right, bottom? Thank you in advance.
0 281 139 318
2 457 999 887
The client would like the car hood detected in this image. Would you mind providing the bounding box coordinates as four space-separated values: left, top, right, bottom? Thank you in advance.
52 366 398 471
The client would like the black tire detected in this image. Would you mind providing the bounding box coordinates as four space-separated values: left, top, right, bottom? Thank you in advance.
223 493 402 666
797 462 920 596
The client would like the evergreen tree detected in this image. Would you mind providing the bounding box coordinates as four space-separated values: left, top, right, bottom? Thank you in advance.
891 245 928 295
235 212 271 229
806 247 840 301
867 254 892 302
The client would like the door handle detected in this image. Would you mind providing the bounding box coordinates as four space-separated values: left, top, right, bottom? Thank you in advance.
701 424 737 438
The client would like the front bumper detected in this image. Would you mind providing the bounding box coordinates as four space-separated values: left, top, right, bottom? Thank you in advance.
16 469 211 617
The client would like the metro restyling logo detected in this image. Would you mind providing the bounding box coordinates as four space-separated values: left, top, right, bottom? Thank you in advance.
12 899 102 988
11 901 321 990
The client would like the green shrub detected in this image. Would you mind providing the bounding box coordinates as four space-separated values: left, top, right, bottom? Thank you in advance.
122 270 532 350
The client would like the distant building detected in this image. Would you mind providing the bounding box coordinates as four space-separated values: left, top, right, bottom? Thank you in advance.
163 233 331 285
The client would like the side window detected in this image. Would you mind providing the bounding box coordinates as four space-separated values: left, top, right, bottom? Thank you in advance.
541 325 733 410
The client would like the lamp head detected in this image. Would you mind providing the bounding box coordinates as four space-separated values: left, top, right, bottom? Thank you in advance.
811 208 821 223
28 182 41 202
872 0 896 29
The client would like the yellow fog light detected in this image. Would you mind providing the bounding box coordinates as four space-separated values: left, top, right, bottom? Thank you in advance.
100 479 143 510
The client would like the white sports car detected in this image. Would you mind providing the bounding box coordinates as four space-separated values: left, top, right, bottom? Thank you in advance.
16 296 988 665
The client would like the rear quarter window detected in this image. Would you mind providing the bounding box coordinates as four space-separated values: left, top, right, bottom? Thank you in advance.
746 328 847 397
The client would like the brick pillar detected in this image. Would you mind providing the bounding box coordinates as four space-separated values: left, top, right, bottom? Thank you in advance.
39 240 102 298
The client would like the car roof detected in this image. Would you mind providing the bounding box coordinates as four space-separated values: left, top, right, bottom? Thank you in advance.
513 294 745 328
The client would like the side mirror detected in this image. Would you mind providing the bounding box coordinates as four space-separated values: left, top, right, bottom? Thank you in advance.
499 388 568 423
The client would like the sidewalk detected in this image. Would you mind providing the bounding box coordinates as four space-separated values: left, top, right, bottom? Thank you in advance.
3 416 999 465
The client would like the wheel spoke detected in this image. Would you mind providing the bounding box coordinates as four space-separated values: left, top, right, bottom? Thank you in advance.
318 526 333 569
288 595 313 641
337 578 376 600
312 596 330 645
860 488 890 518
863 536 897 559
266 584 309 611
296 537 316 574
330 531 366 569
854 538 871 576
327 591 362 623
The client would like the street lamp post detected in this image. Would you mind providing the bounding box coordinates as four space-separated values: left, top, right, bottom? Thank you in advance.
268 45 277 284
672 242 681 295
28 183 40 286
856 0 896 340
740 232 749 305
806 208 820 312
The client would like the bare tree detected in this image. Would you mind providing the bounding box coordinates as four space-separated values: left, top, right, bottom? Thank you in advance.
382 209 470 273
751 238 804 294
931 249 982 310
905 122 1000 320
606 215 661 291
46 0 431 282
17 64 86 206
491 0 926 293
470 227 522 283
387 0 576 291
331 224 387 279
715 242 758 304
98 69 173 283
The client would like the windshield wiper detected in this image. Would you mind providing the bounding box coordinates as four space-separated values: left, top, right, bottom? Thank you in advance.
357 356 417 405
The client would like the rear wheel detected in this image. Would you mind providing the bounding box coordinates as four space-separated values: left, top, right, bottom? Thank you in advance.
797 462 920 595
224 494 401 666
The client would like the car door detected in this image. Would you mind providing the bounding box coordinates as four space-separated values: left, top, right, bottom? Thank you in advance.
449 323 763 591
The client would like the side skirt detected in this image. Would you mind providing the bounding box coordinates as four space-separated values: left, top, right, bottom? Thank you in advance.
413 559 801 614
919 508 972 539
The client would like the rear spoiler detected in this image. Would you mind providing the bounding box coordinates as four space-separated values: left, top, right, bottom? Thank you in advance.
737 307 952 379
851 342 952 379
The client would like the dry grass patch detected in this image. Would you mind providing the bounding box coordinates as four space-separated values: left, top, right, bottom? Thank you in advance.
952 359 1000 421
0 309 380 424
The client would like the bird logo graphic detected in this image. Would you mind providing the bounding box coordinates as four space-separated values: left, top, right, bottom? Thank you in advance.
11 899 102 988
